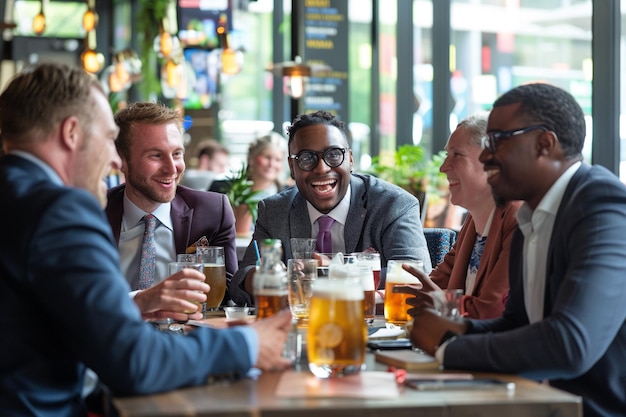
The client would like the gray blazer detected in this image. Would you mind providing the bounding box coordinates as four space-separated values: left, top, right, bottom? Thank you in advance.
444 163 626 417
230 173 432 306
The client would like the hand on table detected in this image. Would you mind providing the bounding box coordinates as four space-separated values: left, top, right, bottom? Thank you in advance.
134 268 209 322
250 309 293 372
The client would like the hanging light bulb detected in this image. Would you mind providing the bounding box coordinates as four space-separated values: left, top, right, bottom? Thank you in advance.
32 0 46 36
82 6 98 32
81 31 104 74
216 17 242 75
282 57 311 99
81 49 104 73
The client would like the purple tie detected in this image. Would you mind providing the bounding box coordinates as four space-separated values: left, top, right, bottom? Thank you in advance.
316 216 335 254
138 214 157 290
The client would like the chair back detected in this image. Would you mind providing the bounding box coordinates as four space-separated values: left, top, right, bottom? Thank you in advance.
424 228 457 267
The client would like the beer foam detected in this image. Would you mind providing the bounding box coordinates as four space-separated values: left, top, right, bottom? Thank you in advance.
385 260 422 284
313 279 363 300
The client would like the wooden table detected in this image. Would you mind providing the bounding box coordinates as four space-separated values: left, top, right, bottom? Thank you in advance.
113 352 582 417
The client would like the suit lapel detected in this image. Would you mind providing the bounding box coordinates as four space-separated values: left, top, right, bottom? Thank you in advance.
344 176 366 253
171 194 193 254
289 193 312 238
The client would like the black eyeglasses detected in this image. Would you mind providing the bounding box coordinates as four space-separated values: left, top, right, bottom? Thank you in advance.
483 125 549 153
288 147 348 171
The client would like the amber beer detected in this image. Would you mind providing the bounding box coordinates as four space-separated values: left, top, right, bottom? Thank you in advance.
384 260 424 325
307 279 367 378
358 265 376 324
202 264 226 308
255 289 289 319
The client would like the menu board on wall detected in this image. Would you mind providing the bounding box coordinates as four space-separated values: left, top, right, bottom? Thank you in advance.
302 0 349 123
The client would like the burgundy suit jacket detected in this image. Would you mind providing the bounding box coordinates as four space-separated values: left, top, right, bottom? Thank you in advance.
430 201 521 319
105 185 238 295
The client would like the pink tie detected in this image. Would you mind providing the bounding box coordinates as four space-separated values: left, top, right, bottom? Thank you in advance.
316 216 335 254
138 214 157 290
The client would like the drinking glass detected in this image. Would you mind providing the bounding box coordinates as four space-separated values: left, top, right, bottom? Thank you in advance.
290 238 317 259
166 261 204 330
196 246 227 311
307 278 367 378
355 252 381 289
432 288 464 320
384 259 424 325
287 258 318 327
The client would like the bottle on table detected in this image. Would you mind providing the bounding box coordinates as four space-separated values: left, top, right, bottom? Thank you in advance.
254 239 289 319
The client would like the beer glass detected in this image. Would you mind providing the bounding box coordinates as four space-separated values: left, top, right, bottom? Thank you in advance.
290 238 317 259
357 264 375 324
168 255 202 314
196 246 227 311
384 259 424 325
355 252 381 289
287 258 317 327
307 278 367 378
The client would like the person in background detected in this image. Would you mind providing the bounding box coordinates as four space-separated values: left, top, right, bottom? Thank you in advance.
0 62 292 417
230 110 432 306
180 139 229 190
105 102 238 317
210 132 287 200
422 112 521 319
396 83 626 417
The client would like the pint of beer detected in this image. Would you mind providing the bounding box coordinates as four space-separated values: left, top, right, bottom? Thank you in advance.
384 260 424 325
307 278 367 378
196 246 227 311
202 263 227 308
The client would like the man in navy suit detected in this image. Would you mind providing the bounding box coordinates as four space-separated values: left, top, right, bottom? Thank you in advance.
0 63 292 417
398 83 626 417
105 102 238 319
232 110 431 306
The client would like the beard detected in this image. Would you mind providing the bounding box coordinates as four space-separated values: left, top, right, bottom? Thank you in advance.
126 171 178 204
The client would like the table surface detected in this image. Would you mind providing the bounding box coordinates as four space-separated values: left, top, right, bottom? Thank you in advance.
113 319 582 417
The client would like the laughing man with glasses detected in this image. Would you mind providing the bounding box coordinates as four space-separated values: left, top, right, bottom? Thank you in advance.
230 110 432 306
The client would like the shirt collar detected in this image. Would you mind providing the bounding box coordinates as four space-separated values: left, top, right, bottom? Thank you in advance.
306 184 352 225
517 161 582 226
9 150 63 186
122 192 173 231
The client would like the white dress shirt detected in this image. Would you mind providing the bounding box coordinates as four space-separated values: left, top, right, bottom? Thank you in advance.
306 185 351 254
516 161 581 323
118 195 176 289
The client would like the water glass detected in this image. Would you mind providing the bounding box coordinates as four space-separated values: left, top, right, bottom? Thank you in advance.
287 258 317 327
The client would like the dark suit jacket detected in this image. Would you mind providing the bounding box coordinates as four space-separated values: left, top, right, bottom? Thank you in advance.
231 173 432 306
431 201 521 319
0 155 252 417
106 184 238 297
444 164 626 417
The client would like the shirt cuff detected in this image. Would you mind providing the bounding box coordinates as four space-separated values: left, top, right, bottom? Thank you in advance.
229 325 259 368
434 332 458 364
128 290 141 299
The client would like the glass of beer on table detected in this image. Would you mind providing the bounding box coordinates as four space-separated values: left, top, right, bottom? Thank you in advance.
384 259 424 325
195 246 227 312
307 278 367 378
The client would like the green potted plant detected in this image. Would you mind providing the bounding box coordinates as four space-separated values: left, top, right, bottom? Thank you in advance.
370 145 446 197
222 166 262 236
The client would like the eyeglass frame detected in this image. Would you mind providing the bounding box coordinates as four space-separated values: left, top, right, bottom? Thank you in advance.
483 125 549 153
288 147 349 171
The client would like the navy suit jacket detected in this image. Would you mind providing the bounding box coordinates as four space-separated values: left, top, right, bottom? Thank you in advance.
0 155 252 417
231 173 432 306
106 184 238 296
444 164 626 417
